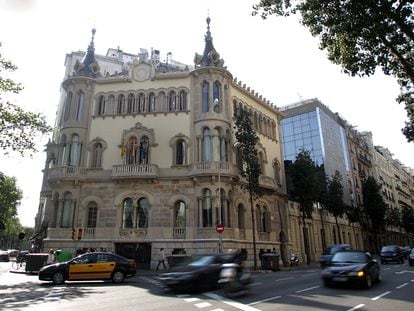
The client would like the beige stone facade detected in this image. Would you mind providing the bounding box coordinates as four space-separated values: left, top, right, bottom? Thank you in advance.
34 22 289 269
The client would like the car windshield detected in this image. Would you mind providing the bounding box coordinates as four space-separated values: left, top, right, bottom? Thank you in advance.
382 246 397 252
331 252 368 263
189 255 215 266
324 246 343 255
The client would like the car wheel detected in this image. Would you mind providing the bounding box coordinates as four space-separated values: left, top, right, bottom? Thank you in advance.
365 275 372 288
323 279 331 287
376 272 382 283
112 270 125 283
52 272 65 285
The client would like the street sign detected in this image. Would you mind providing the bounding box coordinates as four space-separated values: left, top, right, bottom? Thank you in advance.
216 224 224 234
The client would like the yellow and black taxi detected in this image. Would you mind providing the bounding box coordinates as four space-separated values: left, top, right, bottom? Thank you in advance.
38 252 136 285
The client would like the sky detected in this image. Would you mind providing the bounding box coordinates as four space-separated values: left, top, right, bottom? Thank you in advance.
1 0 413 227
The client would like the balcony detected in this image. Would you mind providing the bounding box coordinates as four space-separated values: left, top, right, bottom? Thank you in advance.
190 161 239 177
48 166 86 181
112 164 159 179
173 227 186 239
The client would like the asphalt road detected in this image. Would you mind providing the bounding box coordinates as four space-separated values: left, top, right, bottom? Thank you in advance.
1 261 413 311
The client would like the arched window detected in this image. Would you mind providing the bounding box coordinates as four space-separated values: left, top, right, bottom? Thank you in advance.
253 111 258 129
91 142 103 168
202 81 209 112
202 128 211 161
117 94 125 114
271 121 276 139
202 189 212 227
60 135 67 166
258 152 265 175
178 90 187 111
273 160 281 185
126 136 138 164
213 80 221 111
69 134 81 166
176 140 185 165
75 91 84 121
139 136 149 164
148 92 156 112
237 204 245 229
138 92 145 112
63 91 73 121
122 198 134 228
168 90 176 111
174 201 186 227
137 198 149 228
212 128 222 162
108 95 115 115
87 202 98 228
61 192 73 228
127 94 135 113
97 95 105 116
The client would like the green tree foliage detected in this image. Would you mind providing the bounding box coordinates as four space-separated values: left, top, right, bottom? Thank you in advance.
0 173 22 231
0 43 52 155
362 176 387 250
385 206 401 228
401 206 414 234
252 0 414 142
325 171 346 243
234 107 261 270
285 150 318 264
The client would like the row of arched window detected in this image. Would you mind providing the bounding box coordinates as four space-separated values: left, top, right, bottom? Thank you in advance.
202 80 222 113
95 89 188 116
61 90 84 125
233 99 277 140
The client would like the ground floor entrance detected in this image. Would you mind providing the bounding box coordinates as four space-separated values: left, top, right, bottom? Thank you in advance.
115 243 152 270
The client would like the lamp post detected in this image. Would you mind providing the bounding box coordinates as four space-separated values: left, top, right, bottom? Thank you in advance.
317 202 327 250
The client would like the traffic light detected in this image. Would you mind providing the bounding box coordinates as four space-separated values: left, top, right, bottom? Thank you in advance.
18 232 25 240
71 228 77 240
77 228 83 240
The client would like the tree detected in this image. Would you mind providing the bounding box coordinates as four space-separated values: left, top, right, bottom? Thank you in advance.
385 206 402 244
0 43 52 155
401 206 414 235
252 1 414 142
325 171 346 243
234 107 261 270
0 172 22 231
362 176 387 251
285 150 318 264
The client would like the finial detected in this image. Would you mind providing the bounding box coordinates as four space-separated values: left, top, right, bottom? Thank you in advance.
91 28 96 43
206 16 211 36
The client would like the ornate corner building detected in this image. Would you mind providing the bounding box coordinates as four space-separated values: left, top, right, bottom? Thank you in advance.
33 19 288 269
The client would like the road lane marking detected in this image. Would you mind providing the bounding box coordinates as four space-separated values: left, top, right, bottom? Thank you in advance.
275 277 294 282
176 294 191 298
371 291 391 300
204 292 261 311
347 304 365 311
195 302 212 308
184 297 200 302
295 285 320 293
383 267 391 270
248 295 282 305
250 282 262 286
396 283 408 289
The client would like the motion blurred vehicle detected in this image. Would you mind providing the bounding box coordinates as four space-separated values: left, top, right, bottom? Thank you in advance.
158 254 236 292
321 250 381 288
38 252 136 285
0 250 9 262
218 262 251 298
408 248 414 266
380 245 405 264
319 244 351 268
402 246 411 259
7 249 19 258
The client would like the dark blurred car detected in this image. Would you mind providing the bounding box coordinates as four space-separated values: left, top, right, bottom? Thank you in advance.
158 254 235 292
7 249 19 258
321 250 381 288
380 245 405 264
402 246 411 259
408 248 414 266
16 250 30 262
39 252 136 285
0 250 10 262
320 244 351 268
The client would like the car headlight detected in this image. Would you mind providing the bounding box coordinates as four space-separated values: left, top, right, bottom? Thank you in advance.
220 268 237 278
348 271 364 277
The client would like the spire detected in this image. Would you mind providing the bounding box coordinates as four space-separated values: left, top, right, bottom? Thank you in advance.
194 17 224 68
73 28 100 77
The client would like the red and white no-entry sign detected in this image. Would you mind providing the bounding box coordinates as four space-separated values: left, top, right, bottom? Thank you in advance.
216 224 224 234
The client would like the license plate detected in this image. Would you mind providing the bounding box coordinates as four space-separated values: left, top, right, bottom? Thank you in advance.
332 277 348 282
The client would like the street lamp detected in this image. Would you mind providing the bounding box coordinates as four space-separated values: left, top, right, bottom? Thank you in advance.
317 202 327 250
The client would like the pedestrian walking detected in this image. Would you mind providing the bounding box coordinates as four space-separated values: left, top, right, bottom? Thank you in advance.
156 248 167 270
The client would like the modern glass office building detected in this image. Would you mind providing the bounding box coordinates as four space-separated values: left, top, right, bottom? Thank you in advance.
280 98 352 205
